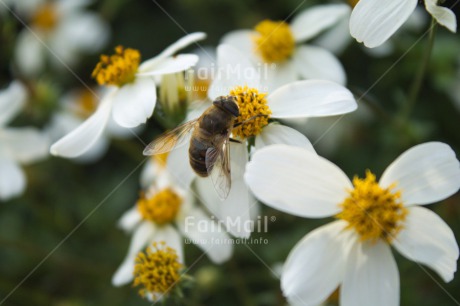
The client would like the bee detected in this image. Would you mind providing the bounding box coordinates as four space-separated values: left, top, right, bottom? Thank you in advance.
143 96 242 200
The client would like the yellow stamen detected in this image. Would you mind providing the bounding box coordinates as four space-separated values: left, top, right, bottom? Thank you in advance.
133 242 183 299
92 46 140 87
32 4 58 31
74 89 98 118
336 170 408 243
137 188 182 225
253 20 295 63
348 0 360 8
230 86 271 139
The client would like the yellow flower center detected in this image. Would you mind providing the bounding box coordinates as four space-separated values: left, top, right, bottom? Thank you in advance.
336 170 408 243
74 89 98 118
32 4 58 31
193 78 211 100
92 46 141 87
348 0 360 8
230 86 271 139
133 242 183 299
137 188 182 225
153 152 169 168
253 20 295 63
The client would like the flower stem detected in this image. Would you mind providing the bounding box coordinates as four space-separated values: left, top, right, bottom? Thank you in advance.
401 18 437 119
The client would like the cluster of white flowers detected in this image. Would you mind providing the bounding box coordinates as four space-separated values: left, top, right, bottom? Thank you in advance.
1 0 458 304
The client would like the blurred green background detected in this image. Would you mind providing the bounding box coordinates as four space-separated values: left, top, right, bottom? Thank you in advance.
1 0 460 305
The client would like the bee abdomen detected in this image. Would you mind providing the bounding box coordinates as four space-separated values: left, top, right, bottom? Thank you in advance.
189 136 211 177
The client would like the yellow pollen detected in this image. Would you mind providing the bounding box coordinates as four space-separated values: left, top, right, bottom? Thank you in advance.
336 170 408 243
92 46 140 87
253 20 295 63
75 89 98 118
32 4 58 31
137 188 182 225
230 86 271 139
133 242 183 299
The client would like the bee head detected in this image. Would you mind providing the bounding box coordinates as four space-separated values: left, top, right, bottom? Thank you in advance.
213 96 239 117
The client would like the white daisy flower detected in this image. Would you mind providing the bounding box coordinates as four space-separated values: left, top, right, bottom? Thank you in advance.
222 4 350 88
245 142 460 306
132 241 184 302
167 44 357 238
112 169 232 287
12 0 110 76
50 32 206 158
0 81 49 201
350 0 457 48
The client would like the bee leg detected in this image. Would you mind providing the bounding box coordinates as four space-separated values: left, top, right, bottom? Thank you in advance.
233 114 268 127
229 138 242 143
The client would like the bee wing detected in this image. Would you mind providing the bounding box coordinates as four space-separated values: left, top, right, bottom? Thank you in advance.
143 119 199 155
205 138 231 200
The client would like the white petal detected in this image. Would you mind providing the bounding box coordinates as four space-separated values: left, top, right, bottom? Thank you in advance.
0 81 27 126
282 221 350 306
46 112 109 163
0 158 26 201
220 178 253 238
350 0 418 48
56 12 110 53
292 45 346 85
56 0 93 15
15 30 45 76
263 60 298 93
111 254 136 287
313 15 353 55
152 224 184 263
245 144 351 218
177 207 232 264
112 222 156 286
166 139 196 189
1 128 49 164
424 0 457 32
393 206 459 282
219 143 252 238
112 78 157 128
50 91 114 158
255 123 315 153
290 4 351 42
140 158 157 188
341 240 399 306
118 206 142 232
208 44 260 99
268 80 357 119
380 142 460 206
137 54 199 76
138 32 206 71
195 175 221 214
220 30 254 59
74 135 109 163
155 32 207 60
127 221 156 256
